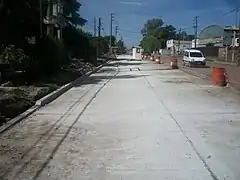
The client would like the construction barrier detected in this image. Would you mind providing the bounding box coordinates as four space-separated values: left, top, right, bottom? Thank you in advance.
155 56 161 64
212 67 227 87
170 57 178 69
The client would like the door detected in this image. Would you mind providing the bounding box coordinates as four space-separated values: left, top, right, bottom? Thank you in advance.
183 51 189 62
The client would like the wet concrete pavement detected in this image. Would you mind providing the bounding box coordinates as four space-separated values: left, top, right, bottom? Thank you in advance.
1 60 240 179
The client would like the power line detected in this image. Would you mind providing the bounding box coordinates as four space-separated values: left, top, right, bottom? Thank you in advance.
118 28 141 34
223 8 239 16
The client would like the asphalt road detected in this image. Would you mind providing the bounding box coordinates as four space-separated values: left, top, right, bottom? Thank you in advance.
1 60 240 180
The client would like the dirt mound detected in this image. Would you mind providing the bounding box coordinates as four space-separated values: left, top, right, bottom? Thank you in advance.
0 59 100 126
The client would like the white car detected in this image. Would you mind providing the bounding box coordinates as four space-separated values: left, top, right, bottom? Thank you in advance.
183 49 206 67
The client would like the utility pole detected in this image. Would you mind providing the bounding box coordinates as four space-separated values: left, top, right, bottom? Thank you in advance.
47 0 53 36
178 28 181 56
115 25 118 41
232 8 240 63
238 8 240 66
232 28 236 63
39 0 43 38
110 13 114 53
193 16 199 48
94 17 97 36
97 17 101 57
233 8 240 63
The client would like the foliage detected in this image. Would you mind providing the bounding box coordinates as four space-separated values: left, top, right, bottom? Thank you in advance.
141 18 164 37
0 45 29 68
115 38 127 54
89 35 117 56
0 0 40 48
140 36 161 53
62 0 87 26
0 0 124 79
140 18 194 53
140 18 176 52
35 36 68 74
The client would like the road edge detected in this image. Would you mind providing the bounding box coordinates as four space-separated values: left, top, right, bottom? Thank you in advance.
0 63 106 134
35 64 104 106
180 66 240 95
0 105 40 134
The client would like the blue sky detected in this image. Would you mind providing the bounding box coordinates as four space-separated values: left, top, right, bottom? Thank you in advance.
81 0 240 47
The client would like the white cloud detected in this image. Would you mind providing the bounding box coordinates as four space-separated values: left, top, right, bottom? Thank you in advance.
119 1 143 6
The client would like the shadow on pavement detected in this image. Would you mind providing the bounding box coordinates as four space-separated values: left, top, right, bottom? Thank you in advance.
0 61 150 179
105 62 143 67
74 74 148 86
187 65 211 68
96 68 116 73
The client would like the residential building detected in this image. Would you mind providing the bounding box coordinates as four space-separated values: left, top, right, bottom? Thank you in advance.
166 39 192 55
191 39 202 48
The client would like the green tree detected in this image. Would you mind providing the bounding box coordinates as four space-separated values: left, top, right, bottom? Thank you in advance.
141 18 164 37
0 0 40 47
115 38 127 54
62 0 87 26
140 18 177 52
140 36 161 53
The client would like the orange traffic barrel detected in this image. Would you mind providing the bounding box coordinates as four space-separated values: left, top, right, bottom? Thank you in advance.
170 57 178 69
212 67 226 86
155 56 161 64
170 57 178 63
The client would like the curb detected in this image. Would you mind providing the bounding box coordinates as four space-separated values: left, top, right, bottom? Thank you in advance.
0 63 105 134
0 105 40 134
35 64 104 106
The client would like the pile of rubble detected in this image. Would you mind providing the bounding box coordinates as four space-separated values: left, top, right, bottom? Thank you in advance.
0 59 100 126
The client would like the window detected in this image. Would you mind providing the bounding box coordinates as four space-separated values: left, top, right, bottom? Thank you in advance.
184 51 189 57
190 52 203 57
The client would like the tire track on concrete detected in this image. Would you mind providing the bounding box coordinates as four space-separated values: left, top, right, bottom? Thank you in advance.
1 65 119 179
1 84 95 179
31 65 120 180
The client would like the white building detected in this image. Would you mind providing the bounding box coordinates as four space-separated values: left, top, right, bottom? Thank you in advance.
166 39 192 55
132 46 143 60
191 39 200 48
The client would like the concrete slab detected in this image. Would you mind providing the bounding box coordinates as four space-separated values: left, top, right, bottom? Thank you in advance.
1 60 240 179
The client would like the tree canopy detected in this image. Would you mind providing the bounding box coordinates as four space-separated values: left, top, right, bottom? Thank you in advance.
115 38 127 54
140 18 194 53
62 0 87 26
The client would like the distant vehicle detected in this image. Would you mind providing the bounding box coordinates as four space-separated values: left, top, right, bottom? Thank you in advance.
235 38 239 47
183 49 206 67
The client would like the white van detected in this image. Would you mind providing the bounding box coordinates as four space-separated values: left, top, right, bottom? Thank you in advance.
183 49 206 66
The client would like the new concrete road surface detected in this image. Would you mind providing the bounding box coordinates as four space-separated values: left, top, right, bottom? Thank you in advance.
1 60 240 180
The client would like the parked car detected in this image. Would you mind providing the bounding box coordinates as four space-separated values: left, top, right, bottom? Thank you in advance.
183 49 206 67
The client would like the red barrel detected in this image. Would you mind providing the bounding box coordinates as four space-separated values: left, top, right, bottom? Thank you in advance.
155 56 161 64
212 67 226 86
170 57 178 63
